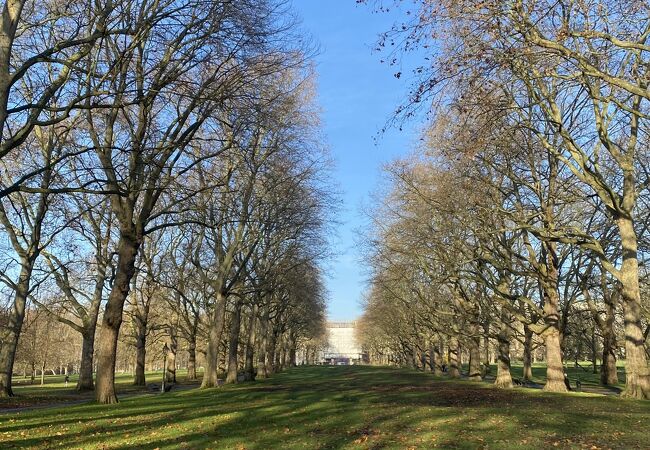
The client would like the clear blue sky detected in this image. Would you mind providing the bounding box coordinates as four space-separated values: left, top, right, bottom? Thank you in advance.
290 1 421 321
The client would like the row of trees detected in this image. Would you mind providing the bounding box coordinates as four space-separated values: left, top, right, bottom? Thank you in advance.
1 0 331 404
360 0 650 399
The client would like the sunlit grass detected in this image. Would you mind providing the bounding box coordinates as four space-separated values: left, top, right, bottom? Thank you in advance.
4 369 202 409
2 365 649 449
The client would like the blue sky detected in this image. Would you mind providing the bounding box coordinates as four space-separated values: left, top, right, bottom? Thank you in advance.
290 1 421 321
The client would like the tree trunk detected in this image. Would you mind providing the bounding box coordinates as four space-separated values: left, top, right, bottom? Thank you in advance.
243 305 258 381
203 324 220 387
0 318 22 397
166 330 177 384
591 327 598 374
536 155 566 392
448 336 460 378
257 351 268 379
543 328 566 392
166 344 176 384
276 340 283 372
77 328 97 391
541 269 567 392
468 320 482 381
256 307 270 379
289 333 297 367
523 324 533 381
429 339 442 376
201 291 227 388
0 0 24 132
601 337 618 386
433 341 443 375
495 312 512 388
187 337 197 381
468 340 482 380
279 345 286 370
0 263 32 397
266 331 277 375
225 300 243 384
616 217 650 399
257 341 268 379
601 294 618 385
95 233 140 404
482 327 490 376
75 266 104 392
133 319 147 386
409 345 418 369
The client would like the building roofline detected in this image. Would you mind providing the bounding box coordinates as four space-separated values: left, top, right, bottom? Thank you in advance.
326 321 357 328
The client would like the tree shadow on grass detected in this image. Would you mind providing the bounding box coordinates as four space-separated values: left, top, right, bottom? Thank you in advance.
1 365 649 449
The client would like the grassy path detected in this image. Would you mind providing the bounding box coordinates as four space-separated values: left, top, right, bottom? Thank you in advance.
1 365 649 449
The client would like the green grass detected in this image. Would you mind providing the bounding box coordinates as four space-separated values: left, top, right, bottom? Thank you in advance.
481 361 625 392
2 365 649 449
4 370 201 408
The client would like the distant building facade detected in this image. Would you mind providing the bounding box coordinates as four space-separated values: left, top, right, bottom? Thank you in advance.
320 321 367 365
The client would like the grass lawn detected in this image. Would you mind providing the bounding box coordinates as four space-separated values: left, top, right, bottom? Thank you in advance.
1 365 649 449
3 370 201 409
483 361 625 393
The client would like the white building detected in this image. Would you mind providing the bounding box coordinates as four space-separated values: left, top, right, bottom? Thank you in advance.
320 321 366 364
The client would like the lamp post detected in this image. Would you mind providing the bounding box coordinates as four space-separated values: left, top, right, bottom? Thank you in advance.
161 343 169 393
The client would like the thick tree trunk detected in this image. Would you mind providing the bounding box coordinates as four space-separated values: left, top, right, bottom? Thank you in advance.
243 306 258 381
201 291 227 388
202 324 220 387
133 330 146 386
543 328 566 392
225 300 242 384
0 320 21 397
467 320 482 381
256 307 270 379
537 156 566 392
0 0 25 132
601 298 618 385
429 339 442 376
448 336 460 378
166 342 177 384
495 313 512 388
482 328 490 376
95 233 140 404
617 217 650 399
0 263 32 397
409 345 418 370
468 339 482 380
266 331 277 375
523 325 533 381
289 346 297 366
76 265 105 391
432 341 442 375
257 352 268 378
541 261 567 392
601 338 618 386
257 342 268 379
187 337 197 381
77 328 97 391
289 333 297 367
218 344 227 374
166 328 177 384
275 342 287 371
